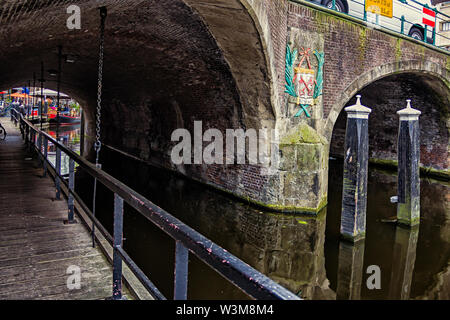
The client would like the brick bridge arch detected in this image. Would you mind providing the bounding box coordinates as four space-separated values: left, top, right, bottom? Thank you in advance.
323 60 450 142
0 0 449 213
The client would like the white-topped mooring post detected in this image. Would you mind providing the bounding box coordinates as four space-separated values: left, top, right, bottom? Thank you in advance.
396 100 421 226
340 95 372 242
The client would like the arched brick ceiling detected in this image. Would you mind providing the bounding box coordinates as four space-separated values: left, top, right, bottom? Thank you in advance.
0 0 275 130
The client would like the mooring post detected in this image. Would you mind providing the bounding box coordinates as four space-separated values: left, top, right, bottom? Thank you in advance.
112 193 124 300
336 240 365 300
340 95 371 242
397 100 421 226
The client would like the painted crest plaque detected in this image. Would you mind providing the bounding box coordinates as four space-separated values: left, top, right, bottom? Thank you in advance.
284 45 324 118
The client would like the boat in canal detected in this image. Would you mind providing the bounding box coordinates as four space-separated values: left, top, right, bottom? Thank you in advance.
48 114 81 124
47 108 81 124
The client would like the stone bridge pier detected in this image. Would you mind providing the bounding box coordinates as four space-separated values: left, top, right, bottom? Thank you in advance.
0 0 448 214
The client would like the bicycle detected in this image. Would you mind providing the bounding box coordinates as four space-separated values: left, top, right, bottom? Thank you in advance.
0 122 7 140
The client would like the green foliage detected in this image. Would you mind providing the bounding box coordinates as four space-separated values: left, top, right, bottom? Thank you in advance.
284 45 298 97
313 50 324 99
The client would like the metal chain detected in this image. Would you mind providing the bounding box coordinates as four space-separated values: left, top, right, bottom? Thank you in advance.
92 7 107 248
94 7 107 165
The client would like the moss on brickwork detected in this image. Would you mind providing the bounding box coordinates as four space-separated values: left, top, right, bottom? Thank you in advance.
280 123 326 145
358 27 367 64
245 194 328 214
395 38 402 62
369 158 450 181
296 144 321 171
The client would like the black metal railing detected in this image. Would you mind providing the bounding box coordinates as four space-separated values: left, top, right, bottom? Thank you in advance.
10 109 300 301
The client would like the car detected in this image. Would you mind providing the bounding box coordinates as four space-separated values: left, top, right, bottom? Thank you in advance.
309 0 436 42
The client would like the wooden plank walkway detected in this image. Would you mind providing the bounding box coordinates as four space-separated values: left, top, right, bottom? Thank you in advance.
0 119 115 300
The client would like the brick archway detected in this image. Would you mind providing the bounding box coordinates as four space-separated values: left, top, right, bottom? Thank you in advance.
323 60 450 142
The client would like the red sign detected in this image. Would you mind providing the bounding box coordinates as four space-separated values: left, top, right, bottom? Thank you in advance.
423 7 436 28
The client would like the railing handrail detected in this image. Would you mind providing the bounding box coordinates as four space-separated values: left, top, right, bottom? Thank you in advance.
12 110 299 301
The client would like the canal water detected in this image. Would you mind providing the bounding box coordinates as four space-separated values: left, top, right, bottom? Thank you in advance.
43 124 81 176
61 125 448 300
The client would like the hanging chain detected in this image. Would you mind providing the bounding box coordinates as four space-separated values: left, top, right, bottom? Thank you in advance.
94 7 107 165
92 7 107 248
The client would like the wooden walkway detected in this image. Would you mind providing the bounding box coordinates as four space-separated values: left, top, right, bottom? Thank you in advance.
0 119 114 300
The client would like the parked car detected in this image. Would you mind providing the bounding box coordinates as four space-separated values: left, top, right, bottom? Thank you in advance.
310 0 436 42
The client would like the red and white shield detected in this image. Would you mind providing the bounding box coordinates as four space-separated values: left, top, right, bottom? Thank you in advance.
294 67 315 105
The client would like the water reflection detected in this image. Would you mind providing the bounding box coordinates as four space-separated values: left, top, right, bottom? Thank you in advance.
327 159 449 300
388 225 419 299
72 149 448 300
43 124 80 175
336 240 365 300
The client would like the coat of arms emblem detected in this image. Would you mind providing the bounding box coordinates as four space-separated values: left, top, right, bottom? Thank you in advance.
284 45 324 118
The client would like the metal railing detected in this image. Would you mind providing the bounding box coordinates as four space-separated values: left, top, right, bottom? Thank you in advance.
10 109 300 301
292 0 450 51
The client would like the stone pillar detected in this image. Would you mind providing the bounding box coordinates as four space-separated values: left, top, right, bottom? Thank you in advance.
397 100 421 226
336 240 365 300
340 95 371 242
388 225 419 299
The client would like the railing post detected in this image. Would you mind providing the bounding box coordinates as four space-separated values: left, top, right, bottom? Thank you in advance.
363 1 367 21
23 122 27 144
37 132 42 163
400 15 405 34
340 95 371 242
55 146 61 200
432 10 437 45
65 158 76 224
92 163 102 248
30 130 35 153
20 118 24 140
43 136 48 177
112 193 124 300
174 241 189 300
424 25 427 43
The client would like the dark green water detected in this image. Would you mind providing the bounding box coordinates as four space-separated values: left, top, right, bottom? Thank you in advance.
61 126 449 300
